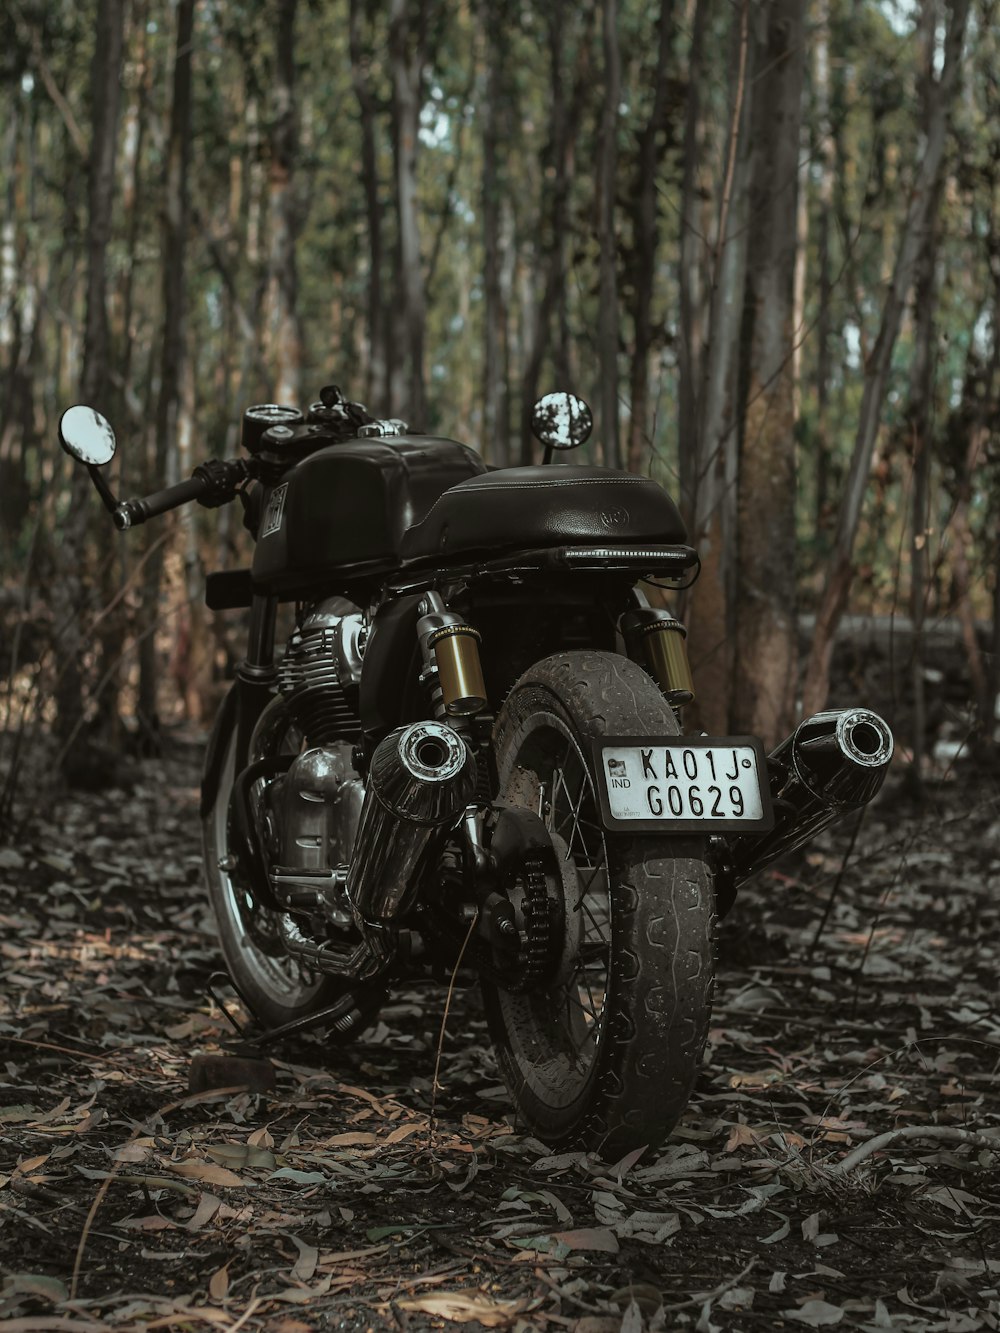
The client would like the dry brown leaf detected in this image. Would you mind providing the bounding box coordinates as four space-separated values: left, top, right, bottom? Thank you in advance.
114 1142 150 1164
14 1154 50 1175
289 1235 318 1283
186 1193 222 1232
320 1132 378 1148
396 1291 533 1326
119 1215 176 1232
383 1122 423 1145
551 1227 620 1253
725 1123 764 1152
169 1160 245 1188
208 1262 230 1303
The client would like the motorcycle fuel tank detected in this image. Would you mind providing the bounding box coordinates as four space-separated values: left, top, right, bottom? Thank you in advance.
251 435 486 589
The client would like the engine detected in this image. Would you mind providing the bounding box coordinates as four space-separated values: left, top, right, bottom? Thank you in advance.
274 597 367 886
277 596 365 744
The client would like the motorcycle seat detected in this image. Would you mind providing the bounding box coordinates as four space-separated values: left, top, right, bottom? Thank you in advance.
399 464 687 561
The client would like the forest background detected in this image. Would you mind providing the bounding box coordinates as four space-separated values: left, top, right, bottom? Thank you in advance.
0 0 997 809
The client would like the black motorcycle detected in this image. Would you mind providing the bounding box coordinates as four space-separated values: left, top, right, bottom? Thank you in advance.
58 387 893 1156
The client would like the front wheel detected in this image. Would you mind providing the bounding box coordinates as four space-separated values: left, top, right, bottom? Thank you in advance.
202 700 342 1029
482 651 715 1157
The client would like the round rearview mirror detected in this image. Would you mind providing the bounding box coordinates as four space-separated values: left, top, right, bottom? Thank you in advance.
58 405 117 467
530 391 593 451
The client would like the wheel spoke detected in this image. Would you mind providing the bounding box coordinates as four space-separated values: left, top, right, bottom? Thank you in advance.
497 714 614 1101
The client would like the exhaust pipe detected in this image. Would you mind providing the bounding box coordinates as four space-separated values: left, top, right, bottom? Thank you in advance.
717 708 893 904
346 721 477 952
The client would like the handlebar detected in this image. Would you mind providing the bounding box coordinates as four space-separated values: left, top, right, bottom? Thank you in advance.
114 475 208 529
111 457 249 529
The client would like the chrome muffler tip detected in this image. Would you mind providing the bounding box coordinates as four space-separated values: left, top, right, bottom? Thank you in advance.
789 707 894 805
835 709 894 769
395 720 472 787
720 706 895 899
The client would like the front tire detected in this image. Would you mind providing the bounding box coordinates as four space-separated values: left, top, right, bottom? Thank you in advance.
483 651 715 1157
202 703 342 1029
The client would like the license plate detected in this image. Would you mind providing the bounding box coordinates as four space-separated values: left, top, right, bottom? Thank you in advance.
593 736 774 833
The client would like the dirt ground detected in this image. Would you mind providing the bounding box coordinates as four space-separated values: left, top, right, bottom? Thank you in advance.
0 736 998 1332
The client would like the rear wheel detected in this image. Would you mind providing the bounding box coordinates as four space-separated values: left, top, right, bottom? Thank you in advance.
482 651 715 1157
202 701 342 1029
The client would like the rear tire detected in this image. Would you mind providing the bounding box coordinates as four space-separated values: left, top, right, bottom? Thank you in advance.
482 651 715 1157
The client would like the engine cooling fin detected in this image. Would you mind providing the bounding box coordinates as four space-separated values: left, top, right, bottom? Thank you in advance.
277 600 364 744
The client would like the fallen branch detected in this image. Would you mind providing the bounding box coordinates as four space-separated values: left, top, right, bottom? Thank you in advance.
829 1125 1000 1176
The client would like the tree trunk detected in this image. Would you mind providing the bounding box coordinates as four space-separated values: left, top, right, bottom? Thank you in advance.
813 0 834 542
731 0 805 744
349 0 387 410
677 0 708 511
137 0 195 747
682 0 753 734
267 0 303 406
906 9 947 791
802 0 972 717
518 0 592 463
626 0 675 475
53 0 126 762
117 0 150 417
907 295 935 786
597 0 621 468
389 0 430 429
481 0 513 467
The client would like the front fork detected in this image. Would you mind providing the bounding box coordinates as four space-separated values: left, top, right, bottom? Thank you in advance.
235 591 281 770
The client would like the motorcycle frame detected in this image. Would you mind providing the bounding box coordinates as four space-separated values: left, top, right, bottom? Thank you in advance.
201 545 695 820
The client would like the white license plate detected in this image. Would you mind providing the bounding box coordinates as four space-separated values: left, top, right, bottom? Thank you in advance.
593 737 774 833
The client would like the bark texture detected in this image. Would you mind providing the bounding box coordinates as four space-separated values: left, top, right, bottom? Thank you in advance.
731 0 805 743
267 0 303 407
54 0 125 760
597 0 622 468
137 0 195 744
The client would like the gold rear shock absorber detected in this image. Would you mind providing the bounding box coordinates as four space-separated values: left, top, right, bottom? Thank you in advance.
621 601 695 706
416 593 488 719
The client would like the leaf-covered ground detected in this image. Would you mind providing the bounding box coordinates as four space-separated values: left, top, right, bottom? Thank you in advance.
0 738 998 1332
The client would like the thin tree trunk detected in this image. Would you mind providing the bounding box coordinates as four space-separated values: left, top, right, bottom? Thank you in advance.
906 7 946 791
731 0 805 743
813 0 834 540
683 0 753 734
481 0 513 466
137 0 195 746
597 0 621 468
267 0 303 406
626 0 675 475
53 0 125 762
951 430 990 727
389 0 430 428
677 0 708 516
349 0 386 410
802 0 972 717
519 0 592 462
117 0 150 418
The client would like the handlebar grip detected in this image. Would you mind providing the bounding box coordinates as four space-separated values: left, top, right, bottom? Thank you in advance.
113 474 208 529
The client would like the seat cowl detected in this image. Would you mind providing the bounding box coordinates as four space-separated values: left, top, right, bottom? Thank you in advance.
400 464 687 561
